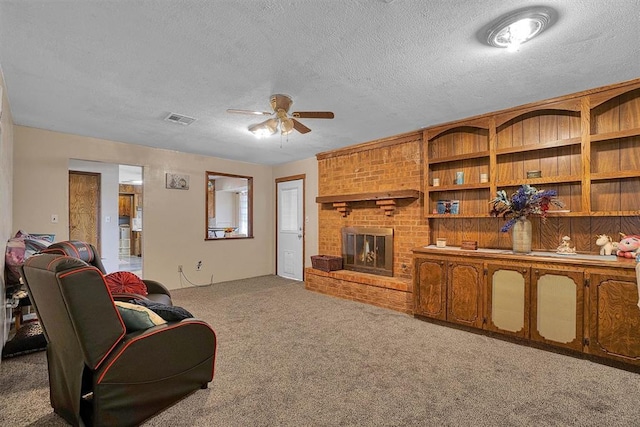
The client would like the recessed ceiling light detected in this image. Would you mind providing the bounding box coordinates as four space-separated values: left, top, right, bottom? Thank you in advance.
484 6 557 51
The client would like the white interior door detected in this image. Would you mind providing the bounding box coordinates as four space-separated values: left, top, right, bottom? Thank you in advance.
277 178 304 281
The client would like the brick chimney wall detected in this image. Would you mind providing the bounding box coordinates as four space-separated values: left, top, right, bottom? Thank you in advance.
316 132 428 281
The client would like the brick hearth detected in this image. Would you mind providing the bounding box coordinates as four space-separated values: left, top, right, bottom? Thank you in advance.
305 268 413 314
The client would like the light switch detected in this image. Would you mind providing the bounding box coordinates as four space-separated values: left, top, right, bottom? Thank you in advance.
51 214 59 223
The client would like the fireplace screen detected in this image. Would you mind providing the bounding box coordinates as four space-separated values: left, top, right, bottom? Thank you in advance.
341 227 393 277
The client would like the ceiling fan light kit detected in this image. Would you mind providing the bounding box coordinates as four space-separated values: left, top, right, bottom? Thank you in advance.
228 94 334 138
485 6 556 51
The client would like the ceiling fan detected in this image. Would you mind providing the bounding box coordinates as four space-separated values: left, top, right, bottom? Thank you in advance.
227 94 334 137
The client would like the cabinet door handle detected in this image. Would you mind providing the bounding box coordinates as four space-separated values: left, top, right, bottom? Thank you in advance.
522 269 527 274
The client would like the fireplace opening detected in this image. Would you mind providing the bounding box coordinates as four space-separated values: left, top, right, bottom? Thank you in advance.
342 227 393 277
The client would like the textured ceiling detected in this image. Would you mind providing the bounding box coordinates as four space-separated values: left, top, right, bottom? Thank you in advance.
1 1 639 166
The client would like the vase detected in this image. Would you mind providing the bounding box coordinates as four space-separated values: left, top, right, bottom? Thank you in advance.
512 218 532 253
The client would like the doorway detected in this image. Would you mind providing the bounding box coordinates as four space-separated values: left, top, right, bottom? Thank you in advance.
276 175 304 281
68 160 143 275
118 165 143 277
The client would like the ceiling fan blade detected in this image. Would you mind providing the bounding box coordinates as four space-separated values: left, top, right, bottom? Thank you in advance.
226 108 272 116
292 111 334 119
292 119 312 134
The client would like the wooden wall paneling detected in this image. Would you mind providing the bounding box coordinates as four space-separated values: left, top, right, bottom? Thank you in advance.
592 95 620 134
591 181 621 212
555 145 571 178
541 114 560 177
620 178 640 211
591 217 622 252
620 216 640 237
478 218 500 249
592 140 620 175
496 121 512 150
570 183 582 213
460 218 479 244
571 217 594 254
496 155 513 183
619 88 640 129
540 217 566 252
511 119 525 147
620 136 640 171
523 151 542 178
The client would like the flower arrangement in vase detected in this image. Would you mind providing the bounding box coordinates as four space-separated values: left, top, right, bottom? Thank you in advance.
489 185 563 253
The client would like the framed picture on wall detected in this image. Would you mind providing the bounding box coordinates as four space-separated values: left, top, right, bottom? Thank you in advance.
166 173 189 190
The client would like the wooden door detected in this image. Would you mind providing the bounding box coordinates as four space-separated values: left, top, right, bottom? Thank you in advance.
414 257 447 320
69 171 100 249
588 272 640 366
530 267 584 351
486 263 530 339
447 260 484 328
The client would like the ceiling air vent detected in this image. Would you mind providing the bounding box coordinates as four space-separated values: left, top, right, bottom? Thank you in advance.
164 113 196 126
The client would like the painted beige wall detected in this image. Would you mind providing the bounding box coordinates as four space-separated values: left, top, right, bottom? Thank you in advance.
1 68 15 345
273 157 319 269
13 126 276 288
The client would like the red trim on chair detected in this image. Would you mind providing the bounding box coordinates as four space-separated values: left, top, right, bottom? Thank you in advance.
97 320 216 384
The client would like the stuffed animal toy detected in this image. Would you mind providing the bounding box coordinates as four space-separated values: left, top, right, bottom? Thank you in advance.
616 233 640 258
596 234 617 256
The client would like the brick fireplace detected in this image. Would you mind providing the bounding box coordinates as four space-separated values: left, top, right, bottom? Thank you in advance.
305 132 428 314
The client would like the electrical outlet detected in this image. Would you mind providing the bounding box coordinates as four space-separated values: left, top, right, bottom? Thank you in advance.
178 265 183 273
196 260 202 271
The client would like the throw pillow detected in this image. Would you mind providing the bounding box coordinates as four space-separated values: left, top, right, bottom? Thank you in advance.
115 301 167 332
104 271 148 296
132 299 194 321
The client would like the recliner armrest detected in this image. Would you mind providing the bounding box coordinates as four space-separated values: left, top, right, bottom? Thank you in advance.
142 279 172 297
96 320 216 385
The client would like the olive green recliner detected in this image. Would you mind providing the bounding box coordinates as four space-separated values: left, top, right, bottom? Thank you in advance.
20 253 217 426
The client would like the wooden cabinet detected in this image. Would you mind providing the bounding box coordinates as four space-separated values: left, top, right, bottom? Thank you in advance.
485 263 530 339
447 260 484 328
413 246 639 370
414 258 447 320
587 272 640 364
530 267 584 351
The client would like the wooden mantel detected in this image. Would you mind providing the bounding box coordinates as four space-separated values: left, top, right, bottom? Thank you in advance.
316 189 421 216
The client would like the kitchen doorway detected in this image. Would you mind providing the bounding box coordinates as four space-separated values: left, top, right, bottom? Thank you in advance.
118 165 143 277
67 160 143 275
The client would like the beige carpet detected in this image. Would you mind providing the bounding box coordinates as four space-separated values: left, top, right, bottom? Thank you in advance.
1 275 640 426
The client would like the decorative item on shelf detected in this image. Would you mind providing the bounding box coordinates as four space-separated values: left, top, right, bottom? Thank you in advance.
526 170 542 179
489 184 563 253
461 240 478 250
436 238 446 248
480 173 489 183
436 200 459 215
595 234 618 256
432 178 440 187
455 171 464 185
556 236 576 255
615 233 640 259
224 227 234 237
